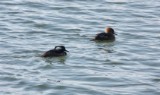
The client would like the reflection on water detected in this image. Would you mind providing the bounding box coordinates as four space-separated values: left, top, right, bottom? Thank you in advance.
42 56 67 64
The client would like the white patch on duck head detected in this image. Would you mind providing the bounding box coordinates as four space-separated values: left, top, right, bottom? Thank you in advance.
55 46 62 50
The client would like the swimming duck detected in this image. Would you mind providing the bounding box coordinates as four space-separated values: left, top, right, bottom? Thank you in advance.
93 27 116 41
42 46 68 57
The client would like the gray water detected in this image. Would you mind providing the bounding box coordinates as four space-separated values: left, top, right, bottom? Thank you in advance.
0 0 160 95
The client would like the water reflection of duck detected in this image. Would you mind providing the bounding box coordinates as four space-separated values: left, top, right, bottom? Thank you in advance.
93 27 116 41
42 46 68 57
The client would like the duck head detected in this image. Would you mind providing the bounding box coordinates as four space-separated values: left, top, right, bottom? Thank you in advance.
54 46 68 52
105 27 116 35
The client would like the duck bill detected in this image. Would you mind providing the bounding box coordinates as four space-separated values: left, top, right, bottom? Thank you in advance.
65 50 69 52
114 33 117 35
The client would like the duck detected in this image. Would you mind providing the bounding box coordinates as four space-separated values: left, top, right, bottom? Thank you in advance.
93 27 116 41
42 46 68 57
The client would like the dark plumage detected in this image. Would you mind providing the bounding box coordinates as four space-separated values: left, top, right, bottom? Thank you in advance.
93 27 116 41
42 46 68 57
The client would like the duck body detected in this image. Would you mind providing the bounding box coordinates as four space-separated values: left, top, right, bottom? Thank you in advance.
42 46 68 57
93 27 116 41
95 32 115 41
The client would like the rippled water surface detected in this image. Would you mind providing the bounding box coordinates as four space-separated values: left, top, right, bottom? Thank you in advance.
0 0 160 95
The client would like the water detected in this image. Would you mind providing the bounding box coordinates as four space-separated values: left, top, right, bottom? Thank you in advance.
0 0 160 95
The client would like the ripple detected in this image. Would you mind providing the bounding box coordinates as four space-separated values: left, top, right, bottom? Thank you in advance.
0 0 160 95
